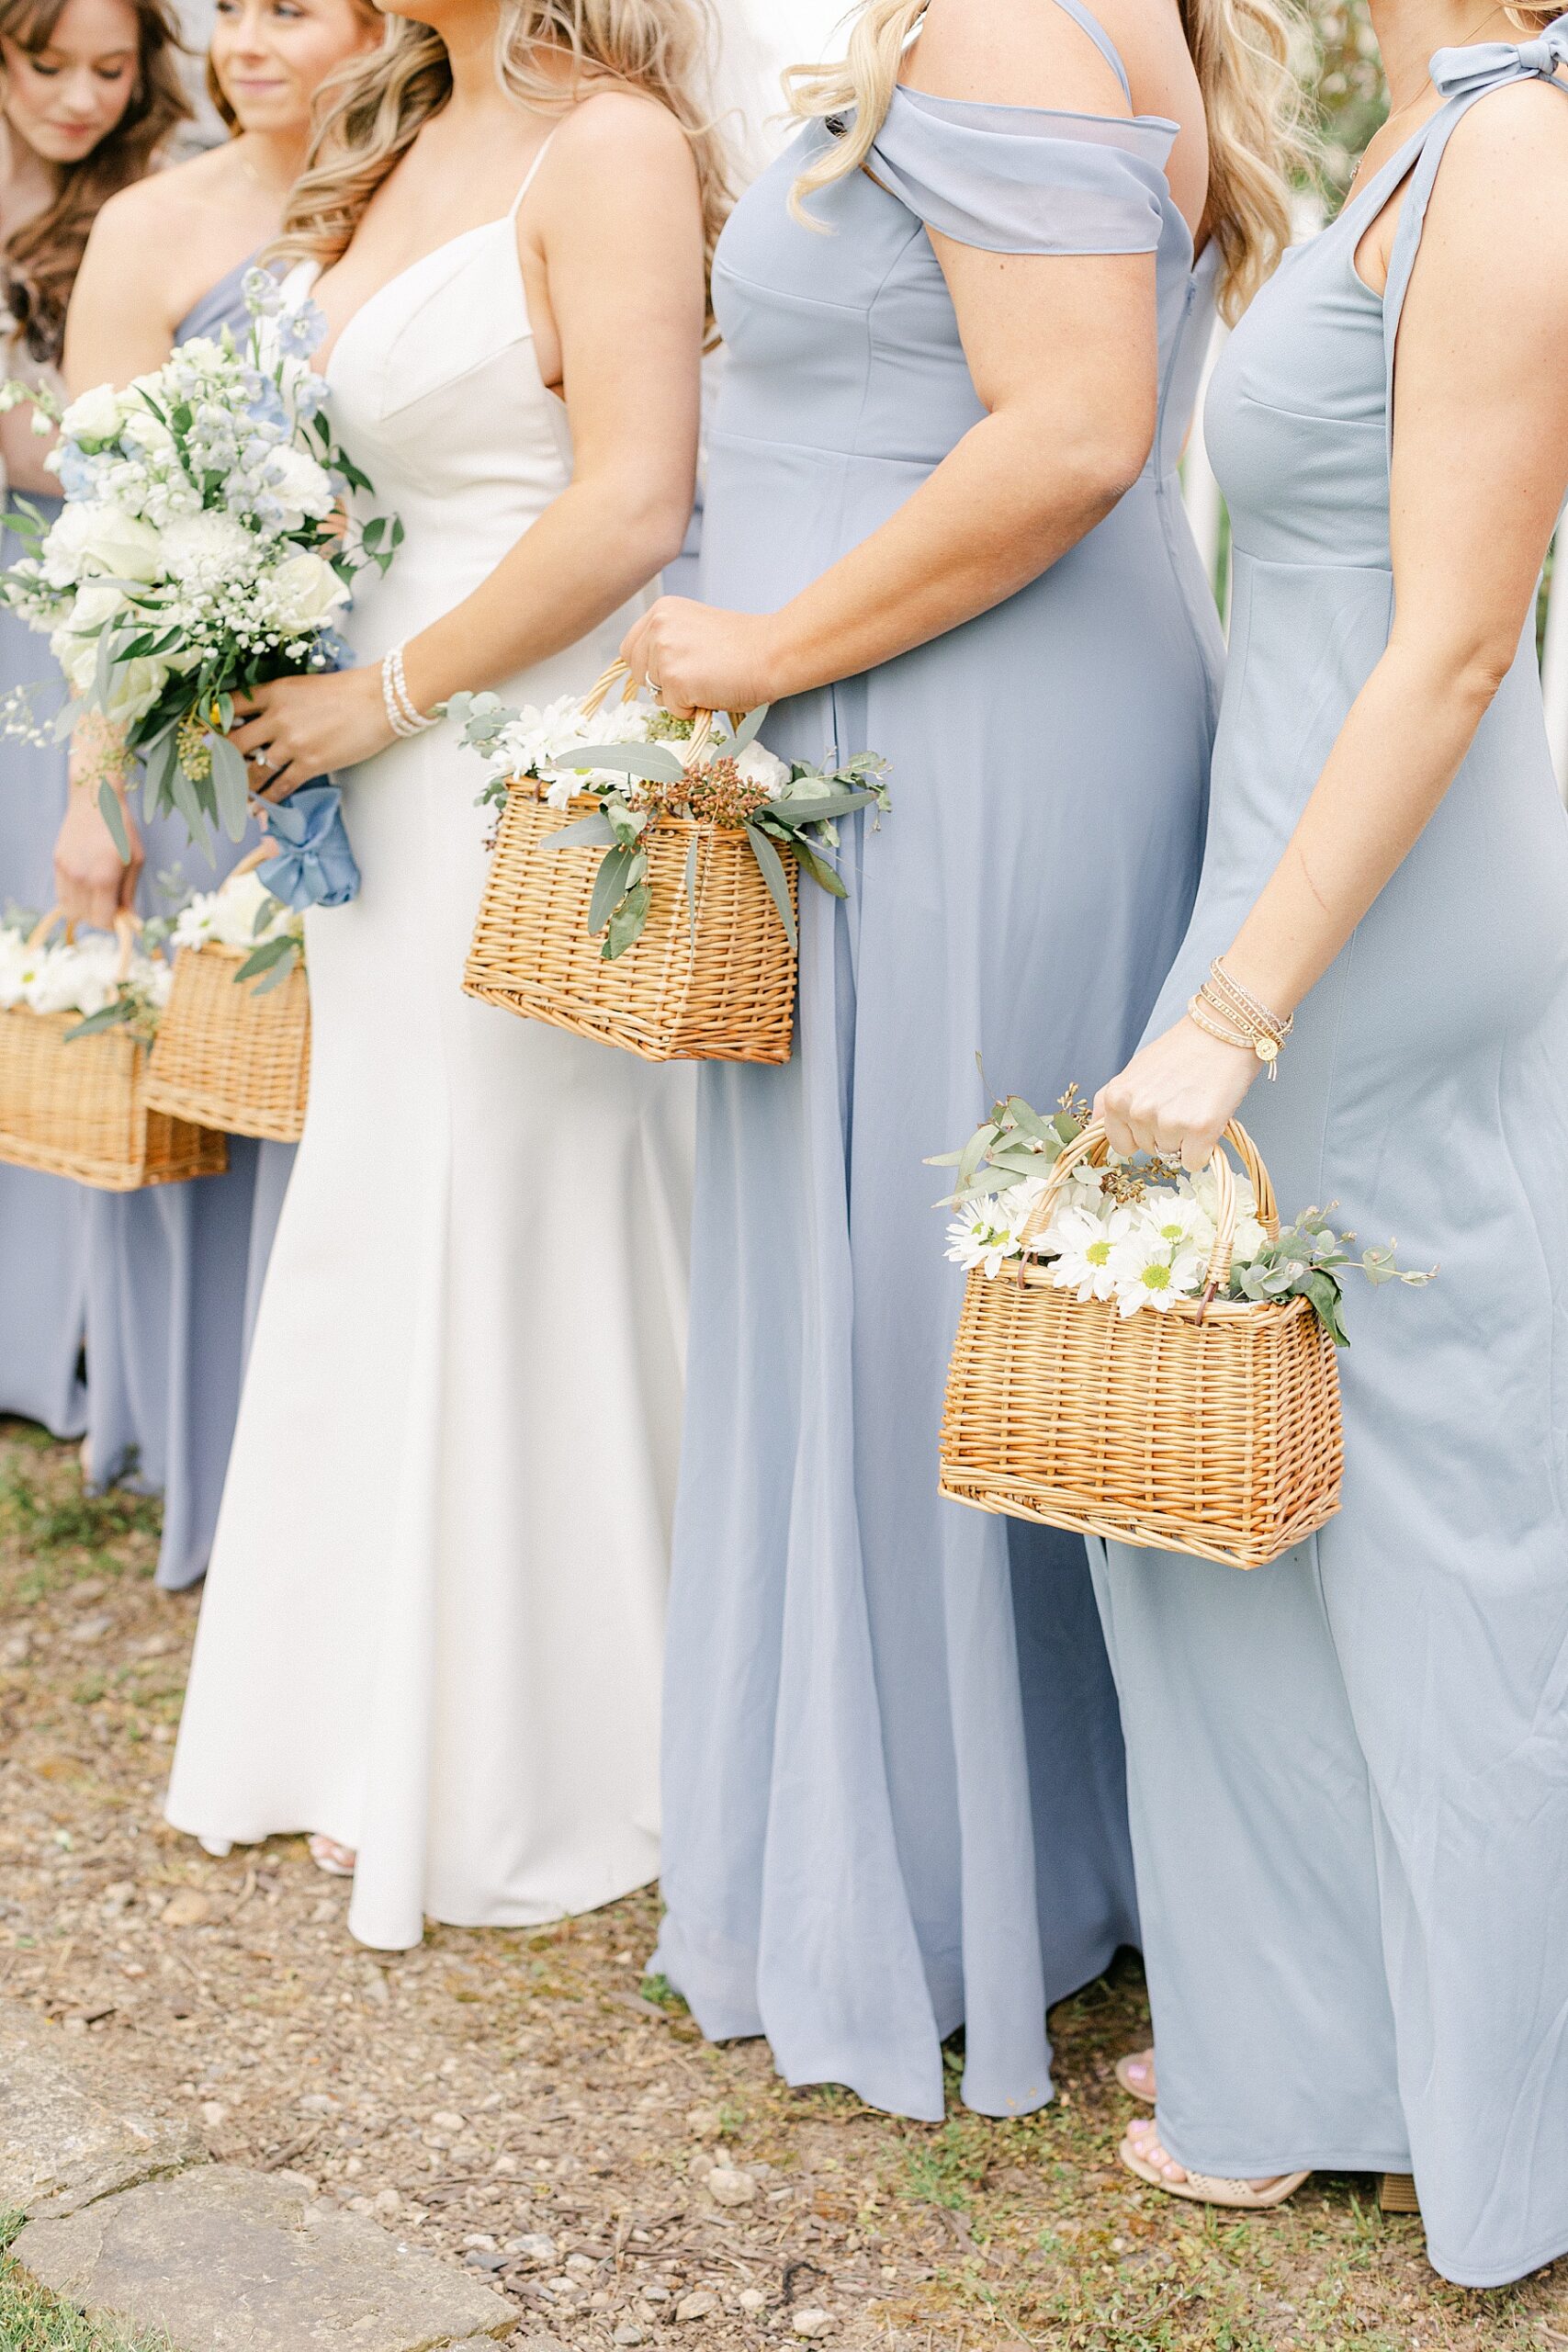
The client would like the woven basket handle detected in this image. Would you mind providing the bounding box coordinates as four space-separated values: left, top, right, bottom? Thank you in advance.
581 657 721 769
1019 1117 1280 1293
26 905 139 982
27 906 74 950
229 843 275 884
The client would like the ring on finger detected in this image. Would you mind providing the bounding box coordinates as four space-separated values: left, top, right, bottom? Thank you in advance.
649 678 664 705
249 750 271 769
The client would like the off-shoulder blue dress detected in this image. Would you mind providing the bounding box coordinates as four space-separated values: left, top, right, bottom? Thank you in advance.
657 0 1224 2121
82 257 297 1589
0 482 86 1438
1090 25 1568 2287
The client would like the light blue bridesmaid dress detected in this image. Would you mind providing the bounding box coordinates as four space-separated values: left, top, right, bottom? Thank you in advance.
657 0 1224 2121
0 486 87 1437
1090 20 1568 2289
82 255 297 1589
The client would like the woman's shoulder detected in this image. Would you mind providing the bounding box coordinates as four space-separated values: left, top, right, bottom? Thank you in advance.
547 84 695 173
89 144 243 264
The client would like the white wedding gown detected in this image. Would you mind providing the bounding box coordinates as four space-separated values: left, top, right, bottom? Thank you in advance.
166 153 695 1951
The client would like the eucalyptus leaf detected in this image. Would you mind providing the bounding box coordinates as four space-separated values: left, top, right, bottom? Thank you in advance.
539 810 618 853
787 835 847 899
743 823 797 951
250 951 299 997
603 881 651 961
96 779 130 863
729 704 770 754
566 741 687 785
142 729 179 821
64 997 134 1041
209 732 251 842
233 934 295 985
588 842 634 936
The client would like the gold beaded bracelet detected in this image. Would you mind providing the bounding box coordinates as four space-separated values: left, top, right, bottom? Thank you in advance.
1186 957 1293 1079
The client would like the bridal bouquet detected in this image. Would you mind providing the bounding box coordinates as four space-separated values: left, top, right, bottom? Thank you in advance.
934 1090 1433 1344
0 909 171 1045
0 274 399 887
453 684 890 960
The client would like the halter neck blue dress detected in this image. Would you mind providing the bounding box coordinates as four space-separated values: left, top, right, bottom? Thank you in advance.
1090 21 1568 2287
657 0 1223 2120
81 256 297 1590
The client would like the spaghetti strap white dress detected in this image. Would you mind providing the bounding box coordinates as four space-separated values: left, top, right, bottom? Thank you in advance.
166 150 695 1951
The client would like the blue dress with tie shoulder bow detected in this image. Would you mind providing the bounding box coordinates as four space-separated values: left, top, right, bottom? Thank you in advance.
81 257 296 1589
656 0 1224 2121
1090 23 1568 2286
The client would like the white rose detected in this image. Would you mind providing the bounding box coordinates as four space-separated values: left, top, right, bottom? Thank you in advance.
118 405 176 459
269 549 348 633
69 580 131 636
265 445 336 526
736 741 791 796
50 627 97 695
101 656 169 728
44 501 164 586
61 382 124 444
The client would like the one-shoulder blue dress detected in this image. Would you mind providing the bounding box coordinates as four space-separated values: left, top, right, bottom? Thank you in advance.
656 0 1224 2121
1090 23 1568 2289
81 257 297 1589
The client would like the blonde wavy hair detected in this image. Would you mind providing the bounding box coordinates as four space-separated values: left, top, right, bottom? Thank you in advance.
784 0 1314 324
276 0 732 324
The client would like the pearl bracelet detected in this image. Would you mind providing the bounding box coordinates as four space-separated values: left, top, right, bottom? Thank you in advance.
380 644 440 741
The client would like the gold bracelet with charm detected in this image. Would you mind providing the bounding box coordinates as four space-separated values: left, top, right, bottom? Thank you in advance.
1188 980 1289 1079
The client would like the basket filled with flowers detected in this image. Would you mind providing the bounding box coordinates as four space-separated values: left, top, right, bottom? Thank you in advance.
934 1092 1431 1569
0 910 226 1191
453 660 889 1065
142 848 309 1143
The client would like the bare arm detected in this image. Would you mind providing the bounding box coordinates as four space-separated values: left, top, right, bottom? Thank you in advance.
229 89 705 797
62 186 189 397
400 91 704 710
1100 83 1568 1164
53 181 211 922
623 0 1197 714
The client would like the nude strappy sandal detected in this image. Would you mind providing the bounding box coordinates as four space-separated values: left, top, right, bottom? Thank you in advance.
308 1834 355 1878
1119 2131 1309 2211
1114 2049 1156 2105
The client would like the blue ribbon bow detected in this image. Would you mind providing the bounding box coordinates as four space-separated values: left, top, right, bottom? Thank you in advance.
1430 8 1568 96
254 781 362 911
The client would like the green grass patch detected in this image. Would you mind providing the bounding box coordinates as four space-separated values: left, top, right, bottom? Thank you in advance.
0 2213 176 2352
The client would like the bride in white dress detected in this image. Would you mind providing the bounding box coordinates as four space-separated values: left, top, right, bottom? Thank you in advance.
164 0 726 1952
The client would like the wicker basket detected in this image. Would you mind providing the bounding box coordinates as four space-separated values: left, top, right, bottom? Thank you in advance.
939 1120 1344 1568
464 662 798 1064
143 849 310 1142
0 911 229 1192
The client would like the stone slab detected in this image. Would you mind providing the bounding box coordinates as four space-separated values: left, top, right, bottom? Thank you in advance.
0 2004 205 2218
15 2165 514 2350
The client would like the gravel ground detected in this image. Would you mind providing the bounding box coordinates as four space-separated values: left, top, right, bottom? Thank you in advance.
5 1417 1568 2352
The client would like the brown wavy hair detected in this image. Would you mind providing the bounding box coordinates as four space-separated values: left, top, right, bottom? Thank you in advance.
786 0 1315 325
0 0 191 363
276 0 732 330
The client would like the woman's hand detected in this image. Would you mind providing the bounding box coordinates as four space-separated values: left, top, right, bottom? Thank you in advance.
620 598 784 718
53 785 141 932
229 666 394 802
1095 1016 1260 1171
